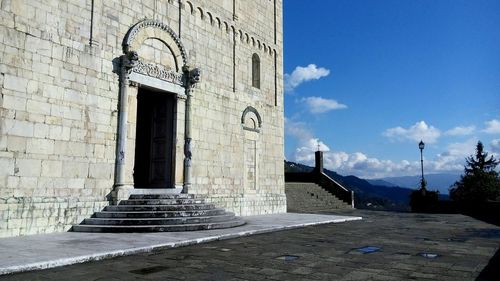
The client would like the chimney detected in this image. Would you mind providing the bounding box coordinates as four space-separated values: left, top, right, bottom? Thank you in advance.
314 150 324 174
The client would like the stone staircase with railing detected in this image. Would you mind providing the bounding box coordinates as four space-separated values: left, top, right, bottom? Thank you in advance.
72 194 245 232
286 182 351 213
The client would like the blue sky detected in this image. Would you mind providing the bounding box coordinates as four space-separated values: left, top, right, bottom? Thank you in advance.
283 0 500 179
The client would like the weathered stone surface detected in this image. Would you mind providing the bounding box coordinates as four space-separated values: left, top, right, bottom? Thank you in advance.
2 211 499 280
0 1 285 237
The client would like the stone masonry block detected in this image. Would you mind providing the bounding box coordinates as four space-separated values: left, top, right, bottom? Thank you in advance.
89 163 112 179
41 160 62 177
26 138 54 155
48 125 70 141
3 119 34 138
16 158 41 177
62 161 89 178
2 95 26 111
32 123 49 139
43 84 64 100
19 176 38 189
6 135 27 152
3 74 28 93
0 157 14 178
26 99 51 115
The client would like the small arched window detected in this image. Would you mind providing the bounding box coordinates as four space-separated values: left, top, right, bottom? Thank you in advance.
252 53 260 89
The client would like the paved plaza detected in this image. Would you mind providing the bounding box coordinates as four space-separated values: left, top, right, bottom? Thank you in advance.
1 210 499 280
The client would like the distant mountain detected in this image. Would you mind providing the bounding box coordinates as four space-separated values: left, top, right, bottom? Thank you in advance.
285 161 414 211
371 174 461 195
365 179 397 187
284 161 313 173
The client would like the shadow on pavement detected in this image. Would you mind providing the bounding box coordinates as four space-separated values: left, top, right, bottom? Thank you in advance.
467 213 500 227
476 247 500 281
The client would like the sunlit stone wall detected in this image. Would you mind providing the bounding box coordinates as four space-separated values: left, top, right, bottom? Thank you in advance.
0 0 284 237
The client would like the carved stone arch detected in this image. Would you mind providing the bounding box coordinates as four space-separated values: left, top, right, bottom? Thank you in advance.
238 30 243 42
186 1 195 14
122 19 188 67
216 17 221 28
241 106 262 132
207 12 214 25
230 26 236 38
197 7 204 20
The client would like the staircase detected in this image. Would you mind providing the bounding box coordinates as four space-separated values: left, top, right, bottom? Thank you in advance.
286 182 351 213
72 194 245 232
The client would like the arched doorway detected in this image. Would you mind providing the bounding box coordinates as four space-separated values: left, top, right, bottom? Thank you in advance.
113 19 199 202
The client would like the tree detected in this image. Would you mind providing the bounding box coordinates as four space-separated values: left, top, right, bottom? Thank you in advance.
450 141 500 203
410 178 440 212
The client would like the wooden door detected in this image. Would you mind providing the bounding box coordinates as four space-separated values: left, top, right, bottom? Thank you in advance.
134 88 175 188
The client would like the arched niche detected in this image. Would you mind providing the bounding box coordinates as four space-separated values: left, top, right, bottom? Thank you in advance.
241 106 262 132
241 106 262 193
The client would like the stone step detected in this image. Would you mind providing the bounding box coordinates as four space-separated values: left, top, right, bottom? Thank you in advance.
72 218 246 232
285 182 351 212
84 213 236 225
94 209 226 218
119 199 205 205
129 194 195 200
105 204 216 212
74 193 245 233
288 204 348 210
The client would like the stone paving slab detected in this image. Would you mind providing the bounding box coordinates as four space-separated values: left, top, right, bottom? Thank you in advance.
0 213 361 275
2 209 499 280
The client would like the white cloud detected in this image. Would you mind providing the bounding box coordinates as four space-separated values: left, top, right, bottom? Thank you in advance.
444 126 475 136
431 138 477 172
286 120 474 179
285 119 330 156
292 139 471 179
483 119 500 134
285 118 313 140
287 130 418 178
284 64 330 92
383 121 441 144
491 139 500 154
293 143 417 179
300 96 347 114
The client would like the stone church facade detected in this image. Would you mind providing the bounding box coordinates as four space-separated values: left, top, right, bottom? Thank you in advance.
0 0 285 237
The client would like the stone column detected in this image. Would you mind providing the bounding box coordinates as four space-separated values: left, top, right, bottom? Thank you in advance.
182 65 200 193
113 51 138 204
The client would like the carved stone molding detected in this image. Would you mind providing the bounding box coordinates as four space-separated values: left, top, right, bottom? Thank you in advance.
122 19 188 65
132 60 184 86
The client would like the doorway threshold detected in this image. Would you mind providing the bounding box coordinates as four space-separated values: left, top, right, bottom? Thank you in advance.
131 187 183 195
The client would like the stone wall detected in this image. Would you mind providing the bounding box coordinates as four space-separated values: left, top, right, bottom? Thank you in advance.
0 0 285 237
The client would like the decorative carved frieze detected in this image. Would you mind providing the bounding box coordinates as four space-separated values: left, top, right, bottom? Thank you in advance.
132 60 184 85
